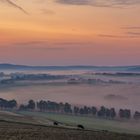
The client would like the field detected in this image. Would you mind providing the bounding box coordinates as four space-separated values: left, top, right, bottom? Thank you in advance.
1 110 140 134
17 111 140 134
1 120 140 140
0 110 140 139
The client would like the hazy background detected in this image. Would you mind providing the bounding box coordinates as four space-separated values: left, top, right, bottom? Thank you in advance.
0 69 140 111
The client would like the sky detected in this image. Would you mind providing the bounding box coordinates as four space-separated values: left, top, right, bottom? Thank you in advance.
0 0 140 66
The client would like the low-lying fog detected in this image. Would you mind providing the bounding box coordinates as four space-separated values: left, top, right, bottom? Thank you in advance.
0 70 140 111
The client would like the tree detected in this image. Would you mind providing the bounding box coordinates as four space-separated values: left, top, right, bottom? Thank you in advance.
37 100 47 111
79 108 84 115
0 98 17 109
134 111 140 120
98 106 106 117
91 106 97 116
119 109 131 119
8 100 17 109
110 108 116 119
59 102 65 113
125 109 131 119
119 109 124 118
0 98 7 109
27 100 35 110
105 109 111 118
83 106 89 114
74 106 79 115
19 104 28 110
64 103 72 113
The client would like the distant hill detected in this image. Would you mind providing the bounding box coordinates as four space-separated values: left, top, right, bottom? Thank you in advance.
0 64 30 69
0 63 140 72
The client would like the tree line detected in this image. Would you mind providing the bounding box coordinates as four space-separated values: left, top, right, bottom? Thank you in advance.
0 98 140 120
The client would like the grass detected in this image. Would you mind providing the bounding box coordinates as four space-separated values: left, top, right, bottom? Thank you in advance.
0 120 140 140
0 110 140 140
17 111 140 134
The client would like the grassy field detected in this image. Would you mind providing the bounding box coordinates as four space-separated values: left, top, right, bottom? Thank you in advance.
0 120 140 140
17 111 140 134
0 110 140 140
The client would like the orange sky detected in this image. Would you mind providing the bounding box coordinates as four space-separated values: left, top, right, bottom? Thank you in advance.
0 0 140 66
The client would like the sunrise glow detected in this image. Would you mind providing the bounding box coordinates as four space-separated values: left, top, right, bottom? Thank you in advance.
0 0 140 65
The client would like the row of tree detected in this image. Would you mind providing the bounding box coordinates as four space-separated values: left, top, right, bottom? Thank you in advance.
0 98 17 109
0 98 140 120
17 100 140 120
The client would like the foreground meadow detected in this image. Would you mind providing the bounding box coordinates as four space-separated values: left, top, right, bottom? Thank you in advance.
18 111 140 134
0 120 140 140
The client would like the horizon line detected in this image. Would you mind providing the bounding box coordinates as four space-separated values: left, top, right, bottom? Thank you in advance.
0 63 140 67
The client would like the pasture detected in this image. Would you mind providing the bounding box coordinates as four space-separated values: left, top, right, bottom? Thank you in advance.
0 110 140 140
17 111 140 134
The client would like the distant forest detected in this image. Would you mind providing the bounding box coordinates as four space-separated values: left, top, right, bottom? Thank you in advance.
0 98 140 120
